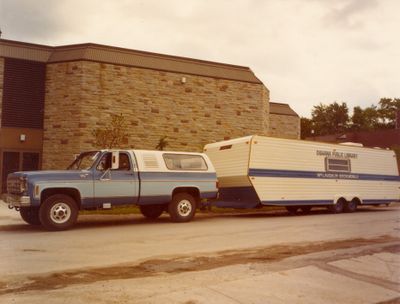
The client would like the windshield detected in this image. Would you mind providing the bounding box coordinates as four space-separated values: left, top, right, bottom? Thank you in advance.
67 151 100 170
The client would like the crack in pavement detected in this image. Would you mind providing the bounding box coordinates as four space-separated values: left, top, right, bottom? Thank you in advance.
0 235 398 296
315 262 400 293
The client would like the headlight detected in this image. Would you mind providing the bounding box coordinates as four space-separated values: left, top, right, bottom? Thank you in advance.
19 177 27 193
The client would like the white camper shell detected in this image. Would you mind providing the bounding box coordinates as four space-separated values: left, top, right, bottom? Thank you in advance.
204 135 400 213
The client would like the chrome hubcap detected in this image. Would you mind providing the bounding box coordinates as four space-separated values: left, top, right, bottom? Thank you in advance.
50 202 71 224
177 199 192 217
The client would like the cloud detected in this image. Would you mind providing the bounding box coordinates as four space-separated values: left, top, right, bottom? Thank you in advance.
322 0 378 29
0 0 399 117
0 0 66 43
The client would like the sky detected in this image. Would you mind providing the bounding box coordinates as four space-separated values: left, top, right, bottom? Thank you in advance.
1 0 399 117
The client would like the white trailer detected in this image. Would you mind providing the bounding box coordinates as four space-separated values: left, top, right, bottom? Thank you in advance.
204 135 400 213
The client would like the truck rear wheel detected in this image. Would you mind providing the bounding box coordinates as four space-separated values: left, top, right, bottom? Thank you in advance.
140 204 165 219
168 193 196 222
39 194 78 231
20 207 41 225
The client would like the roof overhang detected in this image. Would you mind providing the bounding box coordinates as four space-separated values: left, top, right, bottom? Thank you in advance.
0 39 263 84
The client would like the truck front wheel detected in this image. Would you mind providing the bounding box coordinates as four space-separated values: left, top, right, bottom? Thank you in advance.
139 204 165 219
168 193 196 223
20 207 41 225
39 194 78 231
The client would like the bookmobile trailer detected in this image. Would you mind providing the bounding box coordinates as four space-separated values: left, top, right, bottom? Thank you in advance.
204 135 400 214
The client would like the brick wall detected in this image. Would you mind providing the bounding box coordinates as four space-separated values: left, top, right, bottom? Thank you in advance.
42 61 270 169
269 113 300 139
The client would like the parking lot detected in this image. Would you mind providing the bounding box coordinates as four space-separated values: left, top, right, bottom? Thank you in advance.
0 203 399 303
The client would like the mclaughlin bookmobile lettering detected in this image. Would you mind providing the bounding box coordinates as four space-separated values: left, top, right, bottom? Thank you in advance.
316 150 358 159
317 172 360 179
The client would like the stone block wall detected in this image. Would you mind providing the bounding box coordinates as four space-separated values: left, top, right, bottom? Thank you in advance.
269 113 300 139
42 62 85 168
43 61 270 169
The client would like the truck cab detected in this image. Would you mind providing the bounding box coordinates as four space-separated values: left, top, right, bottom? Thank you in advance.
6 149 217 230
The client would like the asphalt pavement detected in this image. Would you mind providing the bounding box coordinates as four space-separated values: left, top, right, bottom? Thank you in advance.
0 201 399 303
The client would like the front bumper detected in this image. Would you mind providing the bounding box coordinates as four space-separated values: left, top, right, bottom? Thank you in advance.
6 194 31 207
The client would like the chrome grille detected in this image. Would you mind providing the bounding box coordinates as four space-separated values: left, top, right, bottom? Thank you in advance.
7 178 22 194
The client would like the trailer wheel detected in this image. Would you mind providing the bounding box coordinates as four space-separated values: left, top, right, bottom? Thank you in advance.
344 199 358 213
20 207 41 225
168 193 196 222
39 194 78 231
139 204 165 219
286 206 299 215
300 206 312 214
327 199 345 214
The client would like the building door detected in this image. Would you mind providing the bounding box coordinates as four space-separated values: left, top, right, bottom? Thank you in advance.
2 152 20 193
1 151 40 193
22 152 40 171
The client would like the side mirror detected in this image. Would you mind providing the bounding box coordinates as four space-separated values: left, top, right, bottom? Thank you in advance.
111 152 119 170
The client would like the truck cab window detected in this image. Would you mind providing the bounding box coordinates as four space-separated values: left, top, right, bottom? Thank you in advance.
97 153 111 171
119 153 131 171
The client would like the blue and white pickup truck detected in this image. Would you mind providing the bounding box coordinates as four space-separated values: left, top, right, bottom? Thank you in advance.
6 150 218 230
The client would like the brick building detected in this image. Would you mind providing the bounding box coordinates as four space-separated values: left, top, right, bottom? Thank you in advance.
0 39 299 191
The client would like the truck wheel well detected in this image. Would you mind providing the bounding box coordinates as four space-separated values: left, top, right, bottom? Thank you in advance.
41 188 81 209
172 187 200 204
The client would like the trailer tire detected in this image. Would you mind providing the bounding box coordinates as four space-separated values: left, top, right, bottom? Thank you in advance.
139 204 164 219
286 206 299 215
344 199 358 213
20 207 41 225
168 193 196 223
327 199 345 214
39 194 78 231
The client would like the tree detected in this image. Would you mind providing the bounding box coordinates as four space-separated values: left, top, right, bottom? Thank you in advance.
300 117 313 139
305 98 399 137
377 98 400 128
92 114 129 148
311 102 349 135
351 105 379 131
155 136 169 151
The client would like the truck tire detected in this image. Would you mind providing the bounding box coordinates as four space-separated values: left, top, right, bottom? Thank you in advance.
39 194 78 231
20 207 41 225
327 199 344 214
140 204 164 219
344 199 358 213
168 193 196 223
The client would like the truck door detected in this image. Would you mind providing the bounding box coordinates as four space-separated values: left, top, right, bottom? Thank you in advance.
93 152 139 206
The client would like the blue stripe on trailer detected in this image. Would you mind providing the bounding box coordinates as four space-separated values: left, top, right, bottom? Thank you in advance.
261 200 332 206
249 168 400 182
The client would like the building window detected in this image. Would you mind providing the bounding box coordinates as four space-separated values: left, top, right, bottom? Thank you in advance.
325 158 351 173
163 154 207 171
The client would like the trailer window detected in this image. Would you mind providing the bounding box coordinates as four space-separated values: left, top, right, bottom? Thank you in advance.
163 154 208 171
325 158 351 172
